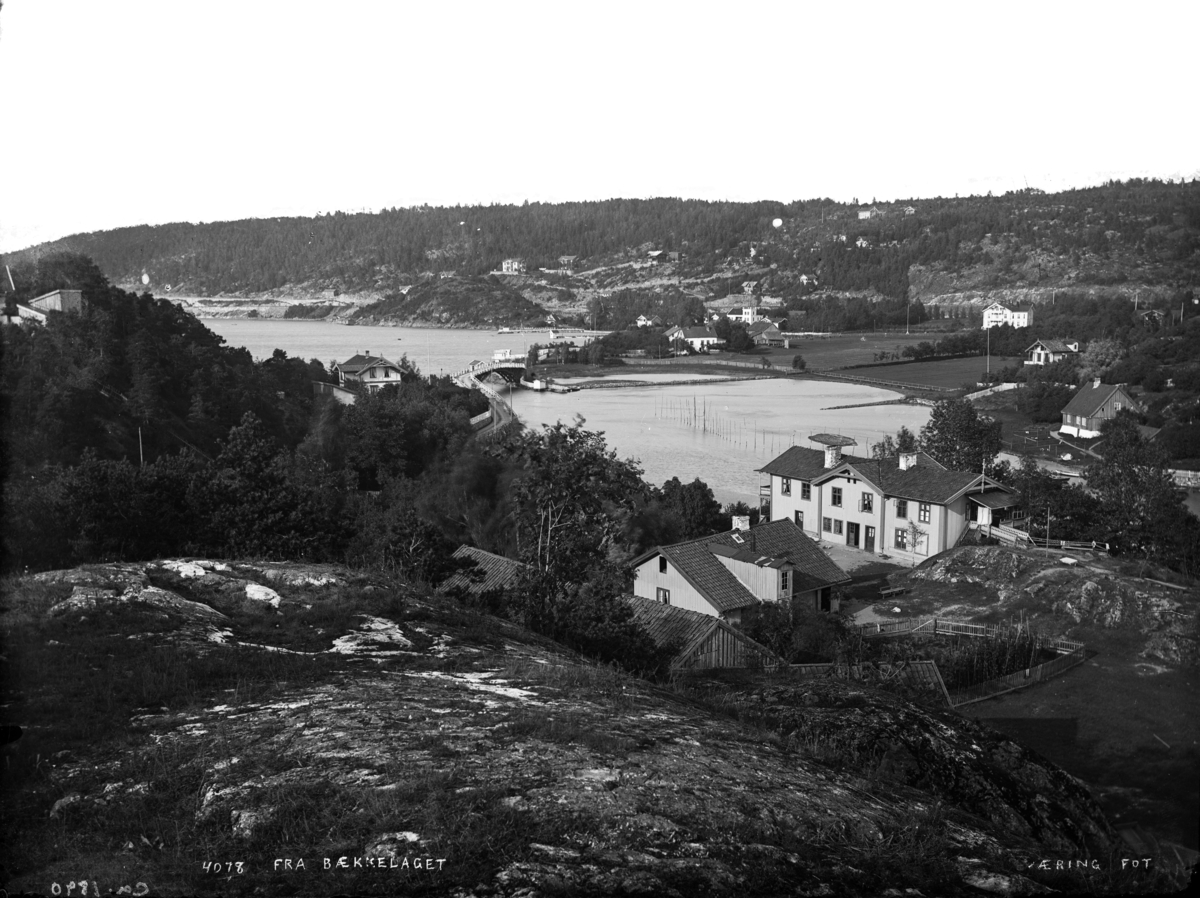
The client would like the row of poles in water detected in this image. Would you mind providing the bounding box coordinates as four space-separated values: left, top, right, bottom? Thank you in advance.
651 394 886 458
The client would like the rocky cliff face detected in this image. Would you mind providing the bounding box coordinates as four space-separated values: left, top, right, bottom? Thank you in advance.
1 559 1170 896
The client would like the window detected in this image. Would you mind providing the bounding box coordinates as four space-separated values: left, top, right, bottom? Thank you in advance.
781 571 790 594
1114 402 1122 413
832 519 843 535
919 502 931 524
794 510 804 529
896 499 908 520
822 517 832 533
895 528 908 550
860 493 873 513
659 557 667 574
831 487 843 507
656 587 670 605
781 477 791 496
800 482 811 500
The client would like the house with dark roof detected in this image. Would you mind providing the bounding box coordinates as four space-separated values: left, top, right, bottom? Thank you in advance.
758 435 1019 563
664 325 721 352
629 518 850 622
748 319 784 346
1025 339 1081 366
439 546 529 600
625 595 783 670
1059 379 1140 439
332 353 411 392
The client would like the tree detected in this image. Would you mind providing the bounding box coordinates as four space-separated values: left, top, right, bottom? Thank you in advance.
496 418 646 582
1085 416 1191 562
919 398 1002 472
1077 339 1126 384
659 477 725 540
792 354 807 370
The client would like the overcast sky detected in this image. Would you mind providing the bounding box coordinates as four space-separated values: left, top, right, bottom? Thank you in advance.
2 0 1197 252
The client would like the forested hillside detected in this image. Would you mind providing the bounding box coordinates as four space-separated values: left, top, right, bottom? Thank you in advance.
6 181 1198 322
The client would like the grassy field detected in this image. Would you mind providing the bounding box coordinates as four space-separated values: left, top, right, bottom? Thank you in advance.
756 333 941 369
841 356 1022 389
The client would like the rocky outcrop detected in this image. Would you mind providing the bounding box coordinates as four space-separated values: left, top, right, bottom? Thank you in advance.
900 546 1199 668
3 559 1168 896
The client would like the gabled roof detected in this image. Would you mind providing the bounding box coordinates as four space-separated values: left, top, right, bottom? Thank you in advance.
337 354 406 374
760 446 1004 504
1026 339 1079 353
680 327 718 339
1060 382 1135 419
440 546 529 596
747 320 780 337
625 595 783 669
759 445 870 481
633 519 849 614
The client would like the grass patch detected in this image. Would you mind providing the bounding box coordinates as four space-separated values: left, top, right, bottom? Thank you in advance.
500 710 637 755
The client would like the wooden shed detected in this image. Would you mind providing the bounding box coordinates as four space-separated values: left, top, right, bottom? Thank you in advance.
626 595 783 670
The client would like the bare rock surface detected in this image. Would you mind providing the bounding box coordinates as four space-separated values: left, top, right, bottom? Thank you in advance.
4 559 1169 896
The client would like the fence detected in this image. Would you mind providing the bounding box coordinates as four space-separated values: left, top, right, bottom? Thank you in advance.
857 616 1084 655
853 616 1087 706
803 370 959 393
1170 468 1200 488
946 646 1088 707
963 382 1023 401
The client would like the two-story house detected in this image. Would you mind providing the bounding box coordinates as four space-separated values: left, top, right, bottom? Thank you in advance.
982 302 1032 329
1025 339 1081 366
1059 379 1140 438
758 434 1019 563
630 519 851 622
333 354 410 392
501 258 526 275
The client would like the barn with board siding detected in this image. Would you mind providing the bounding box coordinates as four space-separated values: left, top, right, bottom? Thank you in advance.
625 595 783 670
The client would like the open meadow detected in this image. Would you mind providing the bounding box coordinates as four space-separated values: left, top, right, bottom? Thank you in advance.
839 355 1022 389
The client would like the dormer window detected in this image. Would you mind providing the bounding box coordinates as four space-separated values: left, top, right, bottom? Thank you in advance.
781 570 791 595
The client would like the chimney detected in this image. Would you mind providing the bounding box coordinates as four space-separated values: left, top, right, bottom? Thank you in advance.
899 451 918 470
824 445 842 468
1093 377 1101 388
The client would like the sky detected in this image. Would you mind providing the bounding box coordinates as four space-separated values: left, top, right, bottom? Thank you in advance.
1 0 1197 253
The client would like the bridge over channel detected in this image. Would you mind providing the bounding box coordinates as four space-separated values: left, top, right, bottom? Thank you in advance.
450 359 527 436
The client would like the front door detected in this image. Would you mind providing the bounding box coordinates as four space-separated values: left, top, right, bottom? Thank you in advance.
846 522 860 548
865 525 876 553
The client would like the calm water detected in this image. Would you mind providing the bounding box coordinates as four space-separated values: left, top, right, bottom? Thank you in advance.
204 319 537 378
503 380 929 505
204 319 932 505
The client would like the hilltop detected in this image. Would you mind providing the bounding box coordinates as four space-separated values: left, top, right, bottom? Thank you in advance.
4 181 1197 327
3 557 1185 897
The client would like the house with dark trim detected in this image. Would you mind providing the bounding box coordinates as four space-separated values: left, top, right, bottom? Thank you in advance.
625 595 783 670
1025 339 1081 366
1059 380 1140 439
630 519 851 622
333 353 411 392
758 435 1020 563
